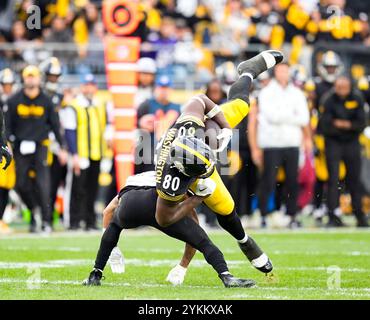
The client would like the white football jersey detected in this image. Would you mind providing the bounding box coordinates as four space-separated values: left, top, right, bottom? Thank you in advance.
125 171 156 187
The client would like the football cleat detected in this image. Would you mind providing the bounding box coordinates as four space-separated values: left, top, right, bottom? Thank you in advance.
326 216 345 228
219 273 256 288
237 50 284 79
238 237 273 274
82 269 103 286
356 215 369 228
29 221 37 233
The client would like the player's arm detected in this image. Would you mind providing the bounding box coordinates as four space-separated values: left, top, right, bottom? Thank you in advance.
182 94 231 130
156 195 205 228
181 94 233 152
102 196 119 229
179 208 198 268
166 208 198 286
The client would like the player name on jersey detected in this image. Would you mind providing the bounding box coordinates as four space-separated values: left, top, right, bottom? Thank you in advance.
156 127 177 184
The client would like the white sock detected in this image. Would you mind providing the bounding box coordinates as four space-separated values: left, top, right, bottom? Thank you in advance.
221 271 231 275
240 72 253 81
261 51 277 68
237 234 249 244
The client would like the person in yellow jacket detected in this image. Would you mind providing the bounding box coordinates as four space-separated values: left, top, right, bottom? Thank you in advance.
62 74 107 230
0 68 15 234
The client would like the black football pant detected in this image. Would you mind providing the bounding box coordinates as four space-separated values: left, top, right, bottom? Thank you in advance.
94 187 229 275
258 147 299 217
325 138 365 221
70 160 100 229
14 144 51 226
313 179 326 209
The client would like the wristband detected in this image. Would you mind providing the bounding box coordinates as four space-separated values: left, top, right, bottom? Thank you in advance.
206 104 221 119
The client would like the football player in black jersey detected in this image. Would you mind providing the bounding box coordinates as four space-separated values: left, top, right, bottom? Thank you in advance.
311 51 346 225
39 57 68 221
154 50 283 276
84 155 256 288
83 50 283 287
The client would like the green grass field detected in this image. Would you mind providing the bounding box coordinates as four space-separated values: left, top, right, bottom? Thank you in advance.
0 229 369 300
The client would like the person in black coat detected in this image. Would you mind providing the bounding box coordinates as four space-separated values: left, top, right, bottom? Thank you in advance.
319 75 368 227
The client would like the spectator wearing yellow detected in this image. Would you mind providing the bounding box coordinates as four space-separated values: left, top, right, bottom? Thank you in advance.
307 0 366 42
216 0 251 57
248 0 281 48
0 68 16 234
72 2 99 55
63 74 107 231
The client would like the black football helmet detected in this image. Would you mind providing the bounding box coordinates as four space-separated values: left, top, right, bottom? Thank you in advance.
170 135 216 178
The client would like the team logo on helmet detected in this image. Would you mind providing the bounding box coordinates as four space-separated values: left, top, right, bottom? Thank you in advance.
170 136 216 178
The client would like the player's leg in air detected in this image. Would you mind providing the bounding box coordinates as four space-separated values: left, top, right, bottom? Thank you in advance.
204 51 284 274
220 50 284 129
205 51 282 273
83 173 256 288
155 50 283 276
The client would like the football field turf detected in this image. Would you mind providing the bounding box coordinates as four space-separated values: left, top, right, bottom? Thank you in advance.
0 229 369 300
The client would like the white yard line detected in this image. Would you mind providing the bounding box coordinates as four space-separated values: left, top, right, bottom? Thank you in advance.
1 278 369 298
1 227 369 240
1 245 369 257
0 258 369 274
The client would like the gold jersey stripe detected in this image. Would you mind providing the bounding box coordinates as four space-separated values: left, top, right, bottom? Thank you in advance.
176 114 205 127
173 140 211 166
157 189 185 202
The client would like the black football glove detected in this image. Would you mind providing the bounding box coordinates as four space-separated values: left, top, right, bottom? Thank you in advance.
1 145 12 170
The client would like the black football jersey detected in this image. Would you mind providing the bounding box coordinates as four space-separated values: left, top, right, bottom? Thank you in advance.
155 114 205 202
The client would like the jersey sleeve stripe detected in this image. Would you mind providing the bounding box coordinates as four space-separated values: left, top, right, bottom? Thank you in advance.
157 189 185 202
176 115 205 127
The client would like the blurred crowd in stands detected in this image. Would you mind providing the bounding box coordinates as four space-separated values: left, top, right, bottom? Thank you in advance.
0 0 370 234
1 0 370 84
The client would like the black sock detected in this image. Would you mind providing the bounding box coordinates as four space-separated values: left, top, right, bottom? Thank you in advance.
94 223 122 271
216 209 246 241
228 76 252 104
197 237 229 275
